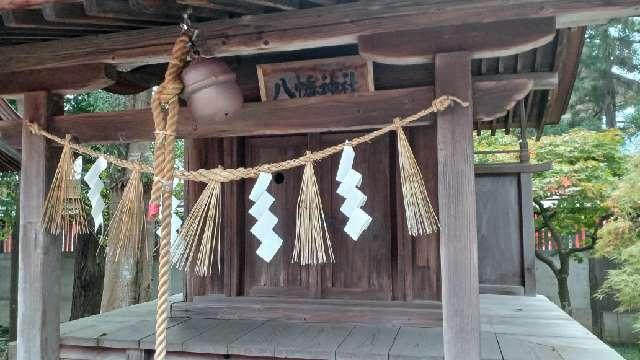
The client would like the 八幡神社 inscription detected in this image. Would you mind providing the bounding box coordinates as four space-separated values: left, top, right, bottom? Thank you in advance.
257 56 374 101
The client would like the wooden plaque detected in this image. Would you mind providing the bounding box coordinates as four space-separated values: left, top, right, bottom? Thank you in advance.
257 56 374 101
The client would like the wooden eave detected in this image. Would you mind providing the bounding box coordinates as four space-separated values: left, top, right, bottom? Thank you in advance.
0 0 637 143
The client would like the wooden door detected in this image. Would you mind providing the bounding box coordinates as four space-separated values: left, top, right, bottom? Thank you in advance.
244 135 313 297
317 132 394 300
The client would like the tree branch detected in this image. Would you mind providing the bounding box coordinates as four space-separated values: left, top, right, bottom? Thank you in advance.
536 250 560 277
567 213 612 255
534 198 565 251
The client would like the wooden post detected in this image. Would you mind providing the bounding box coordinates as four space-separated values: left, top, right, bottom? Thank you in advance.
518 100 536 296
17 91 63 360
435 52 481 360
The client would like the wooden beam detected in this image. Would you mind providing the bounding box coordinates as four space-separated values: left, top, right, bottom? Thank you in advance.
0 0 638 73
435 51 480 360
0 99 22 122
543 27 586 127
238 0 300 10
41 3 151 28
176 0 264 14
2 9 116 31
17 91 63 360
83 0 182 22
0 63 117 96
0 0 59 11
474 161 552 175
0 78 531 148
128 0 227 20
473 72 557 91
358 17 556 65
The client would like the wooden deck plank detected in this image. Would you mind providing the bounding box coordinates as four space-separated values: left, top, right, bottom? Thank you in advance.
140 318 217 351
497 334 623 360
389 327 502 360
61 321 132 347
97 318 187 349
335 325 400 360
228 321 291 357
57 294 626 360
182 319 265 354
273 323 354 359
485 318 594 339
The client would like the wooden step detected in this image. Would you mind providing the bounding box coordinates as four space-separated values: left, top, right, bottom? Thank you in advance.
172 295 443 327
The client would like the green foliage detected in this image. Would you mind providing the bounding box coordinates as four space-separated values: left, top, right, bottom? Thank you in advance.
613 344 640 360
533 129 625 238
596 156 640 317
0 172 18 240
473 130 520 163
65 91 131 113
474 129 626 240
559 17 640 131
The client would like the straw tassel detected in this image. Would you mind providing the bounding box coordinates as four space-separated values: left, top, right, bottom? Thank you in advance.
396 124 439 236
293 156 334 265
106 171 146 262
42 136 88 235
172 181 222 276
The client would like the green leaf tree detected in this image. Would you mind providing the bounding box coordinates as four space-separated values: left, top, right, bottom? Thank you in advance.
595 156 640 332
554 18 640 132
475 129 626 314
532 129 625 314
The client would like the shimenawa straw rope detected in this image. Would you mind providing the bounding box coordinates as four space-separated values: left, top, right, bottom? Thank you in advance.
395 123 440 236
105 171 146 262
26 95 468 185
172 181 222 276
42 136 88 236
292 155 334 265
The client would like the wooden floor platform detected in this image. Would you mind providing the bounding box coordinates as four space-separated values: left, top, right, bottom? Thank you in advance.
58 294 624 360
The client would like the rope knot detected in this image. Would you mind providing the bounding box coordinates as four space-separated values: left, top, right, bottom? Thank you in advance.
392 117 403 129
432 97 453 112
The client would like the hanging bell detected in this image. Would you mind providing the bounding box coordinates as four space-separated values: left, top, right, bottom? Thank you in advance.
181 57 244 123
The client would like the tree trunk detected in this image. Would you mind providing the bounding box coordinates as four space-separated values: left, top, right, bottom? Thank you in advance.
100 179 132 311
100 91 154 311
557 252 573 315
603 73 617 129
69 229 104 320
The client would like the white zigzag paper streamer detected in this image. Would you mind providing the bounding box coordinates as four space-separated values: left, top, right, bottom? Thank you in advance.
336 145 372 241
249 172 283 262
84 157 107 233
161 195 182 247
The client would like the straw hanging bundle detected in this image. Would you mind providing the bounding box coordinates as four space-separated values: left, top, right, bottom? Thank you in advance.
106 171 146 262
293 157 334 265
172 181 222 276
42 136 88 235
396 125 439 236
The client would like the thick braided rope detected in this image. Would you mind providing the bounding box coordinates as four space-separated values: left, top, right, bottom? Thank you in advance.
151 34 190 360
26 96 467 185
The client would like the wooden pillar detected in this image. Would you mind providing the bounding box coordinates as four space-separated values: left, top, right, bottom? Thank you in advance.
435 52 480 360
17 91 63 360
518 100 536 296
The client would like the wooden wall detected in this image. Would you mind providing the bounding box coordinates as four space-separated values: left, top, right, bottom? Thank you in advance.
185 125 535 301
185 123 442 301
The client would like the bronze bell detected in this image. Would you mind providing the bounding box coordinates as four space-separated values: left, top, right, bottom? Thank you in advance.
181 57 243 123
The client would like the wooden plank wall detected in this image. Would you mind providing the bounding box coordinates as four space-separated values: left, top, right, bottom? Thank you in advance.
184 136 536 303
185 126 444 302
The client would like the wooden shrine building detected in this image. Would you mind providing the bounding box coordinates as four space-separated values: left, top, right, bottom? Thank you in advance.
1 1 639 360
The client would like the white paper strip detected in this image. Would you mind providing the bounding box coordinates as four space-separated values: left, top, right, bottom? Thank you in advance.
249 172 283 262
84 157 107 232
73 156 83 180
158 195 182 244
336 146 372 241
